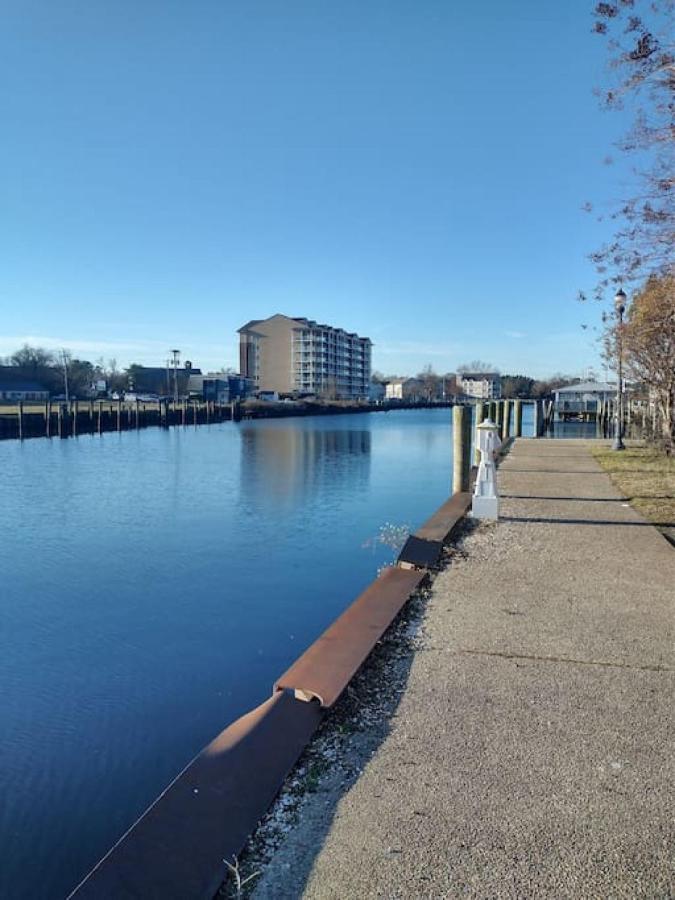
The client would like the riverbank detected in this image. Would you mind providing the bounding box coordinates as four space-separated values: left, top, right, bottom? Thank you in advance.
236 440 674 899
0 398 454 440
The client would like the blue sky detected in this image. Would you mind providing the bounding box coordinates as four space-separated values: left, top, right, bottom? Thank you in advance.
1 1 632 378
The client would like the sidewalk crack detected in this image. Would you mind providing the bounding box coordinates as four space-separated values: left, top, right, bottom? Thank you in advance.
458 648 673 673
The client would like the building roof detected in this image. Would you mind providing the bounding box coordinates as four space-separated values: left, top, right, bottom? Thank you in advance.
237 319 264 333
556 381 615 393
0 366 50 391
0 378 49 392
460 372 500 380
238 314 371 342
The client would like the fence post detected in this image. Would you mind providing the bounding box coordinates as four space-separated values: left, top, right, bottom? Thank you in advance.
453 405 471 494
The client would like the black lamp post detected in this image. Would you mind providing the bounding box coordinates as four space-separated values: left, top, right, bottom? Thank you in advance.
612 288 627 451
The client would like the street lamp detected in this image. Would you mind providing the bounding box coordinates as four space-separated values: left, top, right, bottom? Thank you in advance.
612 288 627 451
170 349 180 404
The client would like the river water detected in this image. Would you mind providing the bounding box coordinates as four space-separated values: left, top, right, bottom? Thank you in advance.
2 404 592 897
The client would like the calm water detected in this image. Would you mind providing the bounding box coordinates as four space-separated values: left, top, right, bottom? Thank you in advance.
0 402 595 897
1 408 475 898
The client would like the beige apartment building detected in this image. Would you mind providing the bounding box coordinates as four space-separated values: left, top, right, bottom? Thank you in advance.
238 314 371 399
457 371 501 400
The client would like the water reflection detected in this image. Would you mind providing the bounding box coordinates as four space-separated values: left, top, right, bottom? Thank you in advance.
238 422 371 508
547 420 601 439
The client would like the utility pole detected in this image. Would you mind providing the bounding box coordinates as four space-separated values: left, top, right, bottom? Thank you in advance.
61 349 70 404
170 349 180 404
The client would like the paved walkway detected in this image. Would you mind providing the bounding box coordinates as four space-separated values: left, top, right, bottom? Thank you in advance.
255 440 674 898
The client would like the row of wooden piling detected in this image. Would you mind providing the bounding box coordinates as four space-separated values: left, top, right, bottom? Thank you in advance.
451 399 555 493
1 399 240 440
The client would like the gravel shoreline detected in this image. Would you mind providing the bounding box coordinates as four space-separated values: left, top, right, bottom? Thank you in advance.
215 520 482 899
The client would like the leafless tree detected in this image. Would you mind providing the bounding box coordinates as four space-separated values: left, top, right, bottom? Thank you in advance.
585 1 674 296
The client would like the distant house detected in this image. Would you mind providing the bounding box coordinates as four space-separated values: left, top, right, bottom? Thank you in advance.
385 378 425 402
0 367 50 402
457 372 501 400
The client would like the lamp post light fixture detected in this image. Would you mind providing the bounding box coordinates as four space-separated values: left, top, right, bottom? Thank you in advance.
612 288 627 451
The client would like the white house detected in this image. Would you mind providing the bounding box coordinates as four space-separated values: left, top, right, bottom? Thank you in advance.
384 378 424 401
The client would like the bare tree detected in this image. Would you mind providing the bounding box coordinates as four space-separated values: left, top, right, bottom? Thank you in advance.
9 344 55 371
457 360 497 374
605 274 675 452
416 364 441 400
585 1 674 296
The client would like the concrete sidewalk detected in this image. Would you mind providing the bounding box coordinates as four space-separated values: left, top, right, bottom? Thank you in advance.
255 440 674 899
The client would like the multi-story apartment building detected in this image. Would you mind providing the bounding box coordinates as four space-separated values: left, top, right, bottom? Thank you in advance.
238 314 371 399
457 371 501 400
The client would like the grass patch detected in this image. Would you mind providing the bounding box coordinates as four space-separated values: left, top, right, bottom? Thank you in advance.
591 445 675 528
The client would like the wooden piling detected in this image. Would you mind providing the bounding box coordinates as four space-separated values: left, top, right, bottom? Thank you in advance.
17 400 24 440
495 400 503 434
45 400 51 437
452 405 471 494
514 399 522 438
72 400 78 436
501 399 510 441
193 401 198 426
474 402 486 465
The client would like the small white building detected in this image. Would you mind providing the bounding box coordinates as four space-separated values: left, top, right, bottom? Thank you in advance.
458 372 501 400
384 378 424 402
